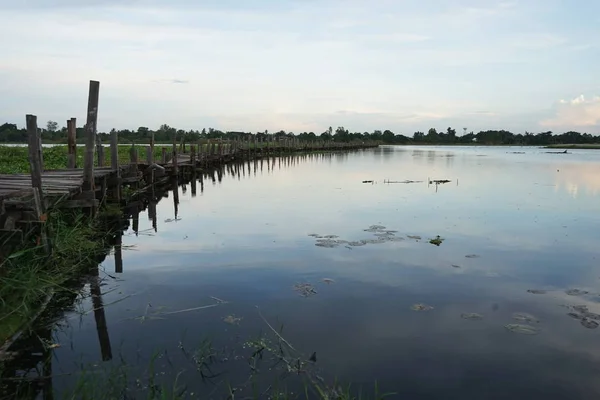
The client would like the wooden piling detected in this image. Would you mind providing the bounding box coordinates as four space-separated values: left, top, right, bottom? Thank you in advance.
26 114 50 253
83 80 100 193
172 133 179 175
146 145 153 165
161 147 167 164
67 118 77 168
190 144 196 165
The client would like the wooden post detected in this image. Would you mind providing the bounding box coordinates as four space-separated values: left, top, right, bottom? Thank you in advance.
26 114 50 253
83 80 99 192
190 144 196 165
96 134 104 167
110 130 120 202
172 133 179 175
161 147 167 164
146 145 153 165
67 118 77 168
110 130 119 170
129 145 138 177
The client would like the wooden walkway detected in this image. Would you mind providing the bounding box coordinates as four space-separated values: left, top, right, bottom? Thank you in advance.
0 167 125 200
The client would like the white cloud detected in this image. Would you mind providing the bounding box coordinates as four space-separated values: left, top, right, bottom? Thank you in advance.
541 95 600 129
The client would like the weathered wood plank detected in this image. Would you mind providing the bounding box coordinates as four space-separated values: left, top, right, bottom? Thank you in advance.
83 80 99 192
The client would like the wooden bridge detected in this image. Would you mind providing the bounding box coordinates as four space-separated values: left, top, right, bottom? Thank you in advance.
0 80 379 255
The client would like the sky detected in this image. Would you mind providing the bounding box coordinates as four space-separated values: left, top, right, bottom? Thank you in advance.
0 0 599 134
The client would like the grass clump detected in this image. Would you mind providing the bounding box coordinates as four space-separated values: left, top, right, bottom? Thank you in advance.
0 211 112 347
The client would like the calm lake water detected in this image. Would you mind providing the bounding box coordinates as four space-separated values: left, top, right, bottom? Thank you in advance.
14 146 600 399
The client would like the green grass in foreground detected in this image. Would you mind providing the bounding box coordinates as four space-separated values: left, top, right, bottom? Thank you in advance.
0 210 113 346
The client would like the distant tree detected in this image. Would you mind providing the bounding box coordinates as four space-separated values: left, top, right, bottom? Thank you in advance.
47 120 58 132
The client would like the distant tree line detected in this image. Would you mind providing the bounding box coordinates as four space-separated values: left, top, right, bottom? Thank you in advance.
0 122 598 146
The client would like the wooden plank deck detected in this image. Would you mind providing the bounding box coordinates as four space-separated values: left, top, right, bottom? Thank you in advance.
0 167 126 200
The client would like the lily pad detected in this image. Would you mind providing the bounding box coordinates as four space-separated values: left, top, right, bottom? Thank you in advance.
512 312 539 323
222 315 242 325
294 283 317 297
572 305 589 313
505 324 540 335
362 238 386 244
583 312 600 320
347 241 367 247
407 235 422 240
567 312 584 320
411 303 434 311
323 235 339 239
581 318 599 329
429 235 444 246
369 225 386 230
461 313 483 320
383 236 405 242
527 289 547 294
565 289 589 296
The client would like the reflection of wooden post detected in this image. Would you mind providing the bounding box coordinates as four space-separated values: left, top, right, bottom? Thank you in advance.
114 230 123 273
148 201 157 232
132 206 139 236
172 179 179 219
191 169 197 197
67 118 77 168
90 269 113 361
26 114 50 254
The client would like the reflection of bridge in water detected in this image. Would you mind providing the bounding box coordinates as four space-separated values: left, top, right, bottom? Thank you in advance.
0 152 360 398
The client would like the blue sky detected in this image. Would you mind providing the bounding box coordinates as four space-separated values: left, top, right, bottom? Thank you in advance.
0 0 599 134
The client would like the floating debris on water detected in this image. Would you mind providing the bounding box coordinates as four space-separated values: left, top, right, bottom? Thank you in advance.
407 235 422 240
411 303 434 311
315 240 339 248
362 238 387 245
512 312 539 323
429 235 444 246
583 312 600 320
565 289 589 296
572 305 589 313
222 315 242 325
465 254 480 258
370 225 386 230
308 233 320 237
567 312 585 320
581 318 599 329
461 313 483 320
527 289 547 294
505 324 540 335
322 278 335 284
386 237 406 242
323 235 339 239
429 179 451 185
451 264 461 268
294 283 318 297
362 180 374 184
374 232 395 237
347 241 367 247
